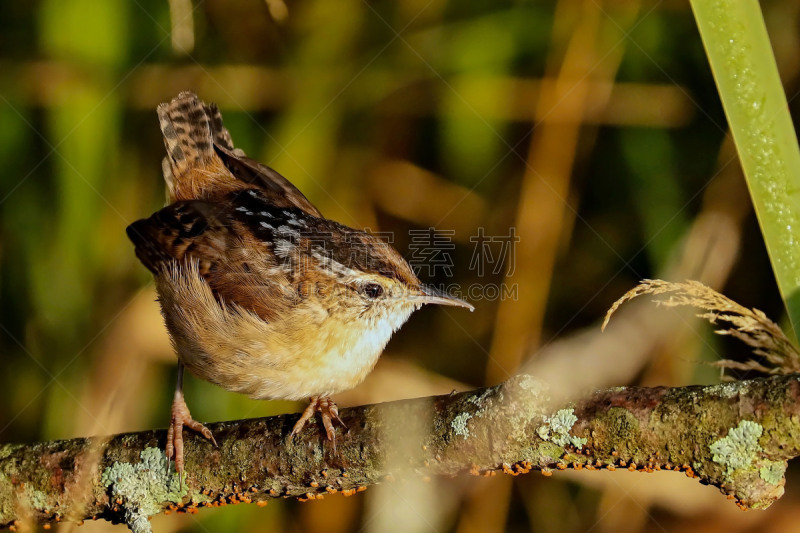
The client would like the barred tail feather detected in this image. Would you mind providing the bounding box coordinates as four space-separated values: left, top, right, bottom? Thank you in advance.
155 91 315 214
158 92 247 201
158 91 214 176
204 102 245 155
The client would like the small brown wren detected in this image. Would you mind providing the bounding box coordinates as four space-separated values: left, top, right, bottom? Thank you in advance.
127 92 473 475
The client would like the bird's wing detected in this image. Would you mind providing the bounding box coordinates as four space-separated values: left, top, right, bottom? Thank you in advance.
213 144 322 218
126 200 292 321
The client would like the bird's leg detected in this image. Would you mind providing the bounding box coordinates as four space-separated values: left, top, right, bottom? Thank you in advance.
291 396 347 447
166 363 217 479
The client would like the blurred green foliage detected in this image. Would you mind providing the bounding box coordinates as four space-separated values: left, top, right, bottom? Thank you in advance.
693 0 800 337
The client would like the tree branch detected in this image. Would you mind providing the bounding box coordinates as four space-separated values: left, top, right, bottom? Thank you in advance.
2 374 799 531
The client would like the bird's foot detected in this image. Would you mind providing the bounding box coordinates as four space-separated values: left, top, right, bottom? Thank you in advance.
291 396 347 449
166 393 217 479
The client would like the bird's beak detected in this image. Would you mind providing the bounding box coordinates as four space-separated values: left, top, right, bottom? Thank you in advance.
412 285 474 311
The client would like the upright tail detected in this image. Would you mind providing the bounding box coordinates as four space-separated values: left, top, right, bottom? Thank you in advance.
155 91 321 216
157 91 242 202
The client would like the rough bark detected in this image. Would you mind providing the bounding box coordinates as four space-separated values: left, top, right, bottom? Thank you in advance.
2 374 799 531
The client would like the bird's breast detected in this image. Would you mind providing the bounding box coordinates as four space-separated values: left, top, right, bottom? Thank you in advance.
157 265 416 400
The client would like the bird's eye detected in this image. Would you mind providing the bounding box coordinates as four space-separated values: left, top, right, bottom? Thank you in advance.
363 283 384 299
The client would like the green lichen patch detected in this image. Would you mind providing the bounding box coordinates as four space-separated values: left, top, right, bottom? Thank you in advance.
710 420 763 476
27 487 49 511
467 387 494 407
451 413 472 439
502 375 550 447
537 409 586 449
759 460 786 486
101 447 188 531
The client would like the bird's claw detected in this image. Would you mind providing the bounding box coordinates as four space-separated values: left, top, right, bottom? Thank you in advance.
291 396 347 450
166 393 216 483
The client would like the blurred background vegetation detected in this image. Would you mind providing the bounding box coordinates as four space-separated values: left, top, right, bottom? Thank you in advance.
2 0 800 532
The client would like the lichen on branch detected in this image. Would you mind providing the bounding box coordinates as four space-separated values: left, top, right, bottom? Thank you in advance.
1 374 800 530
